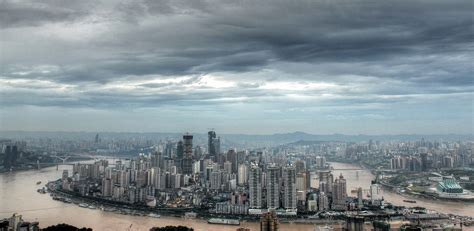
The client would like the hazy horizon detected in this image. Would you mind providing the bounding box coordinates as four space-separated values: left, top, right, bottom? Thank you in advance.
1 0 473 134
1 129 472 137
1 1 474 230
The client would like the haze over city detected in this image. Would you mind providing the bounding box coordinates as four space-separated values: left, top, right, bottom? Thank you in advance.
1 0 472 134
1 1 474 231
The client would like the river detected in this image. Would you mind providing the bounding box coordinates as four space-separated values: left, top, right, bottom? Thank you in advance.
0 162 472 231
327 162 474 217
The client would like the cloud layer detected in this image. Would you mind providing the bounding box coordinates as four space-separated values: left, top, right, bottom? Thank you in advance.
1 0 473 134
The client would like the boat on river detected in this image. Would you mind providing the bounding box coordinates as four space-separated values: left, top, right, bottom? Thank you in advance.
184 212 197 219
403 199 417 203
148 213 161 218
315 225 334 231
207 218 240 225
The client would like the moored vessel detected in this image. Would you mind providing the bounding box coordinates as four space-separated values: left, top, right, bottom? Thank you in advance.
207 218 240 225
403 199 417 203
184 212 197 219
148 213 161 218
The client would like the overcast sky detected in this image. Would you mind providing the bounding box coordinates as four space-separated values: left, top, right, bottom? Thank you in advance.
0 0 472 134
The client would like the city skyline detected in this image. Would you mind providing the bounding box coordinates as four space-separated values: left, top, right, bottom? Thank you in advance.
1 1 473 230
1 0 472 134
1 128 473 230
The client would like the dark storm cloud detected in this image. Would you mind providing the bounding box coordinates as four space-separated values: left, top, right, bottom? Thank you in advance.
2 0 471 84
0 0 472 133
0 78 277 108
0 0 93 28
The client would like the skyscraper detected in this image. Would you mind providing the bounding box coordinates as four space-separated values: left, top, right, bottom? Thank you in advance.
315 156 326 168
214 137 221 158
151 151 162 168
181 134 193 174
210 171 222 190
208 130 221 161
266 165 280 209
176 141 184 160
182 158 193 175
237 151 246 165
238 164 248 186
260 211 279 231
183 133 193 159
208 130 217 156
318 170 332 193
296 172 307 192
102 178 113 197
226 149 238 174
305 170 312 190
164 141 173 158
327 172 334 193
153 167 161 189
249 164 262 208
318 192 329 211
296 172 307 203
283 166 297 209
332 173 347 210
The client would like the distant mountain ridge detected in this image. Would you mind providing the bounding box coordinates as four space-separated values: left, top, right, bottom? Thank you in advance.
0 131 472 148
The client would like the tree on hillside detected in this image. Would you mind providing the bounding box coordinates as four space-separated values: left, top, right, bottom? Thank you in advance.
42 223 92 231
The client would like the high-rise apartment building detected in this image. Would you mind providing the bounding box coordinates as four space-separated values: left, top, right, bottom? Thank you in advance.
296 172 307 203
318 192 329 211
151 151 162 168
283 166 296 209
332 173 347 210
260 211 279 231
238 164 248 185
249 164 262 208
210 171 222 190
266 165 280 209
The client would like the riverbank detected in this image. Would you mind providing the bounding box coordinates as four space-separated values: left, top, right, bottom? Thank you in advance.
328 162 474 217
2 161 473 230
46 181 346 225
344 161 474 203
45 163 473 227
